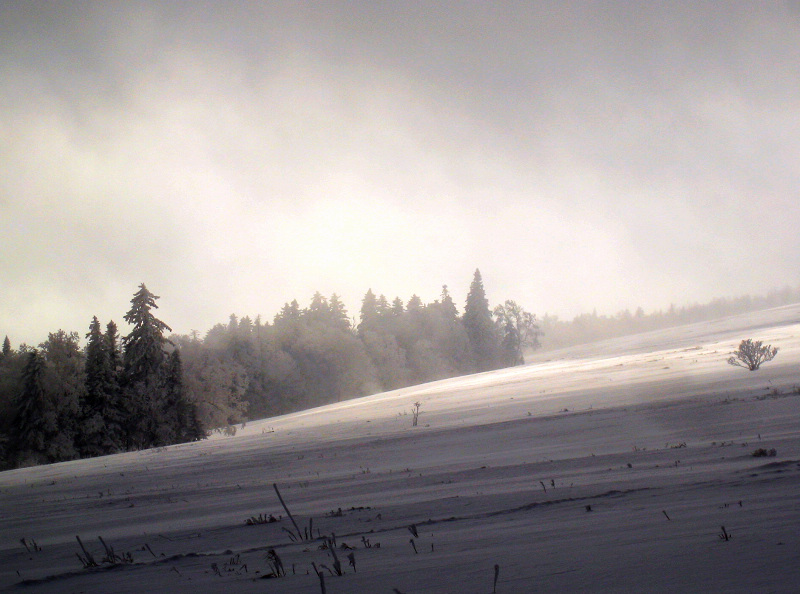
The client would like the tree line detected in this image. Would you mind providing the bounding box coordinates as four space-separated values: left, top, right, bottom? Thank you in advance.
538 285 800 350
0 285 204 468
6 271 794 470
0 270 539 469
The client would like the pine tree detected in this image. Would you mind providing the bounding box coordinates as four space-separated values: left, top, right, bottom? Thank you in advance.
276 300 301 322
407 295 423 312
328 294 351 331
440 285 458 320
12 350 57 464
123 284 172 384
122 284 172 449
308 292 329 319
80 316 110 456
376 294 390 316
78 317 126 456
2 336 10 359
103 321 125 449
164 349 205 442
38 330 82 461
463 269 500 372
391 297 405 316
358 289 378 336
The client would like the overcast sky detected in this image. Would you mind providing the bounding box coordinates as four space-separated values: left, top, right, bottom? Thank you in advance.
2 1 799 346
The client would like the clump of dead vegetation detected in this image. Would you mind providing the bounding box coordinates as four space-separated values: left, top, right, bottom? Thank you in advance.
244 513 280 526
75 535 133 568
751 447 777 457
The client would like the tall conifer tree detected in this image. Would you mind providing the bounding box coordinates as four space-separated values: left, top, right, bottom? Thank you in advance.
123 284 172 384
122 284 172 448
165 349 205 442
80 316 111 456
358 289 378 336
12 350 57 463
463 269 500 372
103 321 125 449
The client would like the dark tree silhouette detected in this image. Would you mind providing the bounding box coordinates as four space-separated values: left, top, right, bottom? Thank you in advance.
358 289 379 336
80 317 112 456
12 350 57 463
123 284 172 383
494 300 541 366
463 269 500 372
122 284 173 448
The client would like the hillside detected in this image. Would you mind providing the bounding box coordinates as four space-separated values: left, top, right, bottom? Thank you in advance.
2 304 799 593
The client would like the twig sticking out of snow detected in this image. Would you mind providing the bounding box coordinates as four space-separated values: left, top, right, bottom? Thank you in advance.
273 483 304 541
312 562 327 594
75 536 97 568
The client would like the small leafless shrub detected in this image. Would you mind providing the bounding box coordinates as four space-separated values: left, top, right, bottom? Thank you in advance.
727 339 778 371
411 401 421 427
752 447 777 457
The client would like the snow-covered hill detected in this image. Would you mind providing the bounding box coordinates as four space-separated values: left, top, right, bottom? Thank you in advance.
2 305 799 592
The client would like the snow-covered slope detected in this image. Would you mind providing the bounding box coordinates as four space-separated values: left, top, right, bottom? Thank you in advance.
2 305 799 593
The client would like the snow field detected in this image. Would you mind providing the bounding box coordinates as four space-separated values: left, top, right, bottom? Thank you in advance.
1 305 799 592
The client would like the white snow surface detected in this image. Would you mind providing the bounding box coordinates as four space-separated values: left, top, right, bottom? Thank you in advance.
2 305 800 593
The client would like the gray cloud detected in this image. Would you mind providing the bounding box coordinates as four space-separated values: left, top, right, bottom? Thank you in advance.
1 1 799 345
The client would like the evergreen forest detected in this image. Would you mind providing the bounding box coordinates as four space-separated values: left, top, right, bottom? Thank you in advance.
1 270 798 470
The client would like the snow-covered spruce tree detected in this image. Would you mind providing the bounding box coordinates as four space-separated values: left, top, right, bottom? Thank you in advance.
123 284 172 383
328 294 351 331
103 321 125 448
463 269 501 372
122 284 173 449
358 289 379 337
164 349 205 443
121 285 205 448
80 316 110 456
12 350 58 465
440 285 459 321
80 317 125 456
38 330 83 461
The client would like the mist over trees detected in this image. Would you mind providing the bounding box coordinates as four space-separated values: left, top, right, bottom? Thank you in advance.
538 285 800 350
0 285 204 469
2 274 799 470
0 271 534 468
